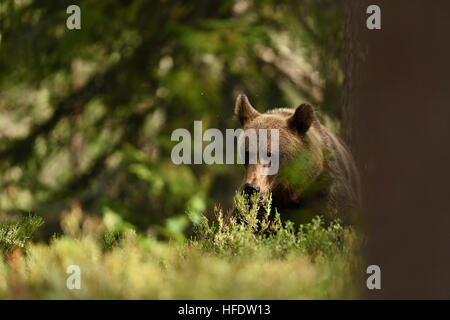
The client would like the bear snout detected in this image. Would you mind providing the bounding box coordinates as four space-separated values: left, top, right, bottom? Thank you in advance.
243 183 260 196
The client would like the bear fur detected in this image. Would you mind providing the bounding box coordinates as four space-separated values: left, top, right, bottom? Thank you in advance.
234 94 360 224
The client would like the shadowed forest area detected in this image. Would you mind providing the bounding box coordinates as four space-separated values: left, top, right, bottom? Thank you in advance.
0 0 344 238
0 0 371 299
1 0 450 301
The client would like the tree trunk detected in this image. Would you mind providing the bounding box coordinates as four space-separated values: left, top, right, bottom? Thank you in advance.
343 0 450 299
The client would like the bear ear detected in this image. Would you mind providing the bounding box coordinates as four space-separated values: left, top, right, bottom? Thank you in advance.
287 103 315 135
234 94 260 126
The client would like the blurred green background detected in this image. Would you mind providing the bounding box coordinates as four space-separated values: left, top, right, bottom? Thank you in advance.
0 0 343 238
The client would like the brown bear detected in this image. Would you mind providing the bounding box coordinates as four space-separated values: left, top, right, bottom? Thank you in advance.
234 94 360 225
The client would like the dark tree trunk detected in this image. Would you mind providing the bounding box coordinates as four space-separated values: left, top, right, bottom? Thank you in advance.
343 0 450 299
342 1 367 153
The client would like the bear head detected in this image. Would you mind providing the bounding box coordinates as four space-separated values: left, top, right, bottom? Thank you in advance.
234 94 325 209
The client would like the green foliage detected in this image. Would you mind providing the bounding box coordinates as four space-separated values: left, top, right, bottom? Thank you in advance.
191 192 353 260
0 0 345 235
0 214 44 256
0 194 362 299
100 209 136 251
0 1 352 299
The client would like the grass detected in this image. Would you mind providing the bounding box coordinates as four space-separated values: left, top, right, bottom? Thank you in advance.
0 193 364 299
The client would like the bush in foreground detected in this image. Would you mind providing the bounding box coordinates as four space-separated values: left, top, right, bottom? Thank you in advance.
0 194 363 299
